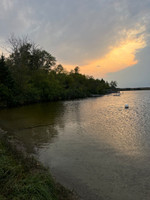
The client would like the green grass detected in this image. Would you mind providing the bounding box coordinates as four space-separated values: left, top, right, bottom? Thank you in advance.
0 137 76 200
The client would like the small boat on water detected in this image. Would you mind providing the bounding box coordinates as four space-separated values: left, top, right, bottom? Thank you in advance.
113 91 121 96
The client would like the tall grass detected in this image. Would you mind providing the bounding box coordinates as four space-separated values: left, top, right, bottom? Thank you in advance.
0 137 76 200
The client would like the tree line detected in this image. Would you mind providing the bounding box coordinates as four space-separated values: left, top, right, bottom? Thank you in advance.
0 36 117 107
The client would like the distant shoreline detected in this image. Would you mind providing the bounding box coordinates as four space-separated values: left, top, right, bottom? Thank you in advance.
118 87 150 91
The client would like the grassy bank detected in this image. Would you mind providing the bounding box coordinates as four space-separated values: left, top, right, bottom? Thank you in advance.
0 133 77 200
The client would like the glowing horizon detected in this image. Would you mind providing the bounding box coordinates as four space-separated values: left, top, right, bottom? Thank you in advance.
63 26 146 78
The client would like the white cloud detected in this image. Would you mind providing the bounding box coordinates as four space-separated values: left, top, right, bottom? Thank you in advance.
1 0 14 11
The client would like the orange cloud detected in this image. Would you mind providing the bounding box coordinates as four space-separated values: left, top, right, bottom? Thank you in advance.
85 38 145 76
63 26 146 78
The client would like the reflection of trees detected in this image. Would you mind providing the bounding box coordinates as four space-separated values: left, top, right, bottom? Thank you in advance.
64 101 82 125
0 101 65 154
17 101 66 129
15 125 58 154
16 100 84 154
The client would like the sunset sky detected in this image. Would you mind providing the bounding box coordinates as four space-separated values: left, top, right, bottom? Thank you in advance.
0 0 150 87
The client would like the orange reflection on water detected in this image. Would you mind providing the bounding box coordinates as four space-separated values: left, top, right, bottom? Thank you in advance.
90 92 146 158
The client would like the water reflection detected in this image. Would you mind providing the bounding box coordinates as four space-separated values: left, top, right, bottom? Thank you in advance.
0 91 150 200
0 102 65 153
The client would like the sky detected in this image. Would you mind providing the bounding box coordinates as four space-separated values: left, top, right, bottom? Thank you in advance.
0 0 150 87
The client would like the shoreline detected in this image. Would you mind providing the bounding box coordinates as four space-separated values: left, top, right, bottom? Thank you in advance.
0 128 79 200
0 92 111 110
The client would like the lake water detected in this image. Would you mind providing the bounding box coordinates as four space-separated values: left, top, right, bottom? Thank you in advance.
0 91 150 200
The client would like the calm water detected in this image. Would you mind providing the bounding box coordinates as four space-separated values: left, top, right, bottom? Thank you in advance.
0 91 150 200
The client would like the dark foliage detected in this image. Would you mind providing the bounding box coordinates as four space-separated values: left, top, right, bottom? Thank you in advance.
0 37 116 107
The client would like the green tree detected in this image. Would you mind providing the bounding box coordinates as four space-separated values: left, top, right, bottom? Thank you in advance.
74 66 80 74
8 35 56 71
0 55 14 106
0 35 116 107
0 55 14 88
110 81 117 89
54 64 64 74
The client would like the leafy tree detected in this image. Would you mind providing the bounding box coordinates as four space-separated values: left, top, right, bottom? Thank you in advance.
54 64 64 74
0 55 15 106
7 35 56 71
74 66 80 74
0 55 14 88
0 36 115 107
110 81 117 89
30 49 56 70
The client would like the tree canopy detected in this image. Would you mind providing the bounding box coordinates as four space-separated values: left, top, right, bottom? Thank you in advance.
0 36 117 107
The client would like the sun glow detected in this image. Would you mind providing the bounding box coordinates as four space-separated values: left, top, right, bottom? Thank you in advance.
63 26 146 78
86 37 146 76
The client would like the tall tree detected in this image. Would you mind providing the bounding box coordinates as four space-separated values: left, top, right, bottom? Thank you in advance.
110 81 117 89
74 66 80 74
0 54 14 88
7 35 56 71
